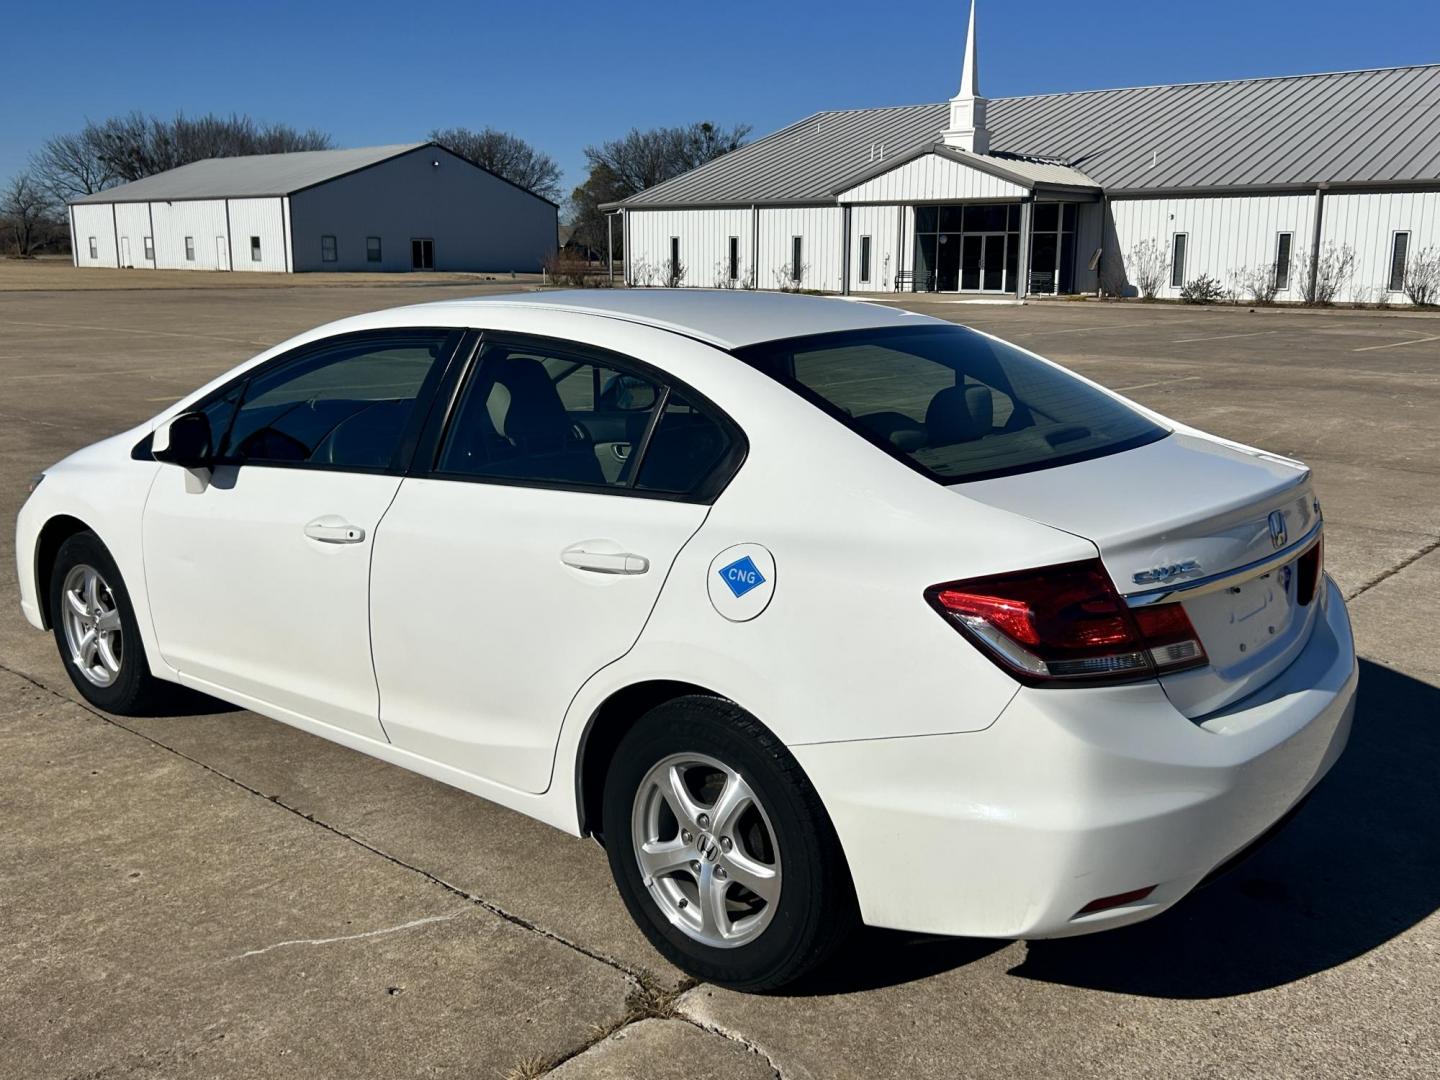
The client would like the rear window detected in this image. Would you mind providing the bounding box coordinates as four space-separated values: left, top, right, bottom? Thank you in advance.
733 325 1168 483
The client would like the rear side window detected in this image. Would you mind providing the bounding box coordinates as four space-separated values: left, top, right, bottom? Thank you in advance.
436 340 736 498
734 325 1167 483
219 331 454 470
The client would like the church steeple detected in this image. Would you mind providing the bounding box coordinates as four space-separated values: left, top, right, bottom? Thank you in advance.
940 2 991 155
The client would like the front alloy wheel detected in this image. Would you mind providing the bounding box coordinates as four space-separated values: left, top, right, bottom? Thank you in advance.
59 564 124 688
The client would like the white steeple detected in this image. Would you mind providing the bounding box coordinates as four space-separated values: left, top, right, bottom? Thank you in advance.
940 2 991 155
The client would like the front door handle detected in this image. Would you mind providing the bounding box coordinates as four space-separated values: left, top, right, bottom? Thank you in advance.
560 548 649 575
304 516 366 544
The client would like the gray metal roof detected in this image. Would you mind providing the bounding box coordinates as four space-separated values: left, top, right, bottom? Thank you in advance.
70 143 427 204
623 64 1440 207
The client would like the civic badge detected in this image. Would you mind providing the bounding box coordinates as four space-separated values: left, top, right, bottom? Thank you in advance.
1268 510 1288 550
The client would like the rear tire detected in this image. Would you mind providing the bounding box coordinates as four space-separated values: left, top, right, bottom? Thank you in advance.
48 531 165 715
602 695 856 990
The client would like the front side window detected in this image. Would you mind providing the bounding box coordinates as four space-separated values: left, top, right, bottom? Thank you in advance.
1170 233 1187 288
735 325 1168 484
367 236 382 262
88 237 97 259
184 236 195 261
250 236 262 262
321 235 337 262
217 330 455 470
437 340 735 497
143 236 154 260
1389 231 1410 292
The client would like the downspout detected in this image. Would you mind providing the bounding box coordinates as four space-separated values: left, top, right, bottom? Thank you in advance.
111 204 120 267
1016 196 1032 300
146 202 156 266
1307 184 1327 303
1097 193 1109 298
841 204 852 295
751 204 759 289
606 212 614 286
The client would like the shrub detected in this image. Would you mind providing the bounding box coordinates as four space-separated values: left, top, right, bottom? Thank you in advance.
1297 243 1356 306
1180 275 1226 304
1127 239 1167 300
1403 246 1440 307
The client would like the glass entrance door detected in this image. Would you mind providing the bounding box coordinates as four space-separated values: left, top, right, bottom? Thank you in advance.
960 235 983 290
982 234 1007 291
962 234 1007 291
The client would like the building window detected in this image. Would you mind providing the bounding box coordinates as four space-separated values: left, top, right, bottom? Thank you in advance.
1170 233 1187 288
87 237 97 259
727 236 739 281
367 236 381 263
251 236 262 262
1389 231 1410 292
184 236 195 262
143 236 154 261
791 236 803 283
859 235 872 283
1274 232 1293 291
321 235 337 262
669 236 680 272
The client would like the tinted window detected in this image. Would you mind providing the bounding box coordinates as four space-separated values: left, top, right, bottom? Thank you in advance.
635 392 731 494
439 343 662 488
735 325 1167 483
1389 232 1409 292
220 331 452 470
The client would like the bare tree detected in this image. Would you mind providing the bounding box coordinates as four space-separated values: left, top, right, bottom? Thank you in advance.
1127 239 1167 300
1402 246 1440 307
567 121 751 255
1 171 61 256
428 127 561 201
1297 243 1356 306
30 131 118 202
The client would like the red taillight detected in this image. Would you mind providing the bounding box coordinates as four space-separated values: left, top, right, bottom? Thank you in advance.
1296 536 1323 606
926 559 1208 686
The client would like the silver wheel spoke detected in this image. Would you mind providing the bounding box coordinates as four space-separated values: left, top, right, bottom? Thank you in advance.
637 838 693 884
725 851 780 903
96 609 121 633
65 589 89 619
697 864 731 939
709 773 755 838
663 765 705 830
78 628 98 666
84 573 100 612
97 635 122 675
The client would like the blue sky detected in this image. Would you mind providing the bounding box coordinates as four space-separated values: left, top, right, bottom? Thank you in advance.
5 0 1438 203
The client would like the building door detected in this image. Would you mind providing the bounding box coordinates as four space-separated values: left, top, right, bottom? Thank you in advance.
960 235 983 290
411 238 434 270
217 236 228 269
962 234 1007 291
935 234 961 291
119 237 131 268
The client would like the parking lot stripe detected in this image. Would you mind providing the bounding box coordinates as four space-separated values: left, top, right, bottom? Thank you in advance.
1172 330 1277 344
1353 333 1440 353
1113 375 1203 392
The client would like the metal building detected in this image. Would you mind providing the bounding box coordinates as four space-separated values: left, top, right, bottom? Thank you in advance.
69 143 557 274
612 4 1440 304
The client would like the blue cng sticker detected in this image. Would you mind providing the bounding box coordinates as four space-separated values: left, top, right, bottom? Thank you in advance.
718 555 766 598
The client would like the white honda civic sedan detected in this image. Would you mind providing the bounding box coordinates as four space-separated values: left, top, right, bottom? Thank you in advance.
15 291 1356 989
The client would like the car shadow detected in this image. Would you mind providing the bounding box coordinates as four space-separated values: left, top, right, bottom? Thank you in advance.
792 660 1439 998
142 683 242 717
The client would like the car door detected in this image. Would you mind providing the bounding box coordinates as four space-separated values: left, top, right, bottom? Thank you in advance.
142 327 463 739
369 333 743 793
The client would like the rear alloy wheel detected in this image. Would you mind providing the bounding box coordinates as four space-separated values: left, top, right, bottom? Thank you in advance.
49 531 165 715
603 696 855 990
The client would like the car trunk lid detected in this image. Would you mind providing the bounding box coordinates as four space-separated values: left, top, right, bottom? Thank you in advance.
955 432 1323 716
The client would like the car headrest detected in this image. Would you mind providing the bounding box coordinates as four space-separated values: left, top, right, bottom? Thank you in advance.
925 385 994 444
484 356 569 446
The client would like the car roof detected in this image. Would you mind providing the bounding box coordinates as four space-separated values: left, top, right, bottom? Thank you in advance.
423 290 936 349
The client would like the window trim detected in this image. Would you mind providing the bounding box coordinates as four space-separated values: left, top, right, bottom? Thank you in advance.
88 237 98 259
1170 232 1188 288
184 236 195 262
153 327 468 477
1274 231 1293 291
366 235 382 263
250 235 262 262
321 234 338 263
1388 230 1410 293
416 330 748 505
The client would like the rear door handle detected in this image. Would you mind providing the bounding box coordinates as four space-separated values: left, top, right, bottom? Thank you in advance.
560 548 649 575
304 516 366 544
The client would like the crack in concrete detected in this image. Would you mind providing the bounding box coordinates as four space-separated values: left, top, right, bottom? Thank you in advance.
671 996 790 1080
1344 534 1440 602
230 909 469 960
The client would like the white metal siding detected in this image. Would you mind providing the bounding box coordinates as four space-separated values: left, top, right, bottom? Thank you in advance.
625 208 754 287
1072 202 1104 293
151 199 230 270
287 147 555 273
114 203 153 268
757 206 843 291
1107 193 1317 300
848 205 912 292
71 204 117 267
227 198 288 272
1320 191 1440 304
838 154 1027 204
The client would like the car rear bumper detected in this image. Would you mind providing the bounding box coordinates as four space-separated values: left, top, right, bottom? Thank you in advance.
792 573 1356 939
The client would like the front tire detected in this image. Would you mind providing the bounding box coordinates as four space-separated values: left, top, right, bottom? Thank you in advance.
48 531 164 715
602 696 856 990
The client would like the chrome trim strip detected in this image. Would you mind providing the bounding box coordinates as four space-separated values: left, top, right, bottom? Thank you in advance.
1124 519 1323 607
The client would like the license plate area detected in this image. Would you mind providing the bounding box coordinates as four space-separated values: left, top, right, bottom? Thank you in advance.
1181 559 1298 673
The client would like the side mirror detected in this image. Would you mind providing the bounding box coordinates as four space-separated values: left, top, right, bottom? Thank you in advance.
153 412 213 469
